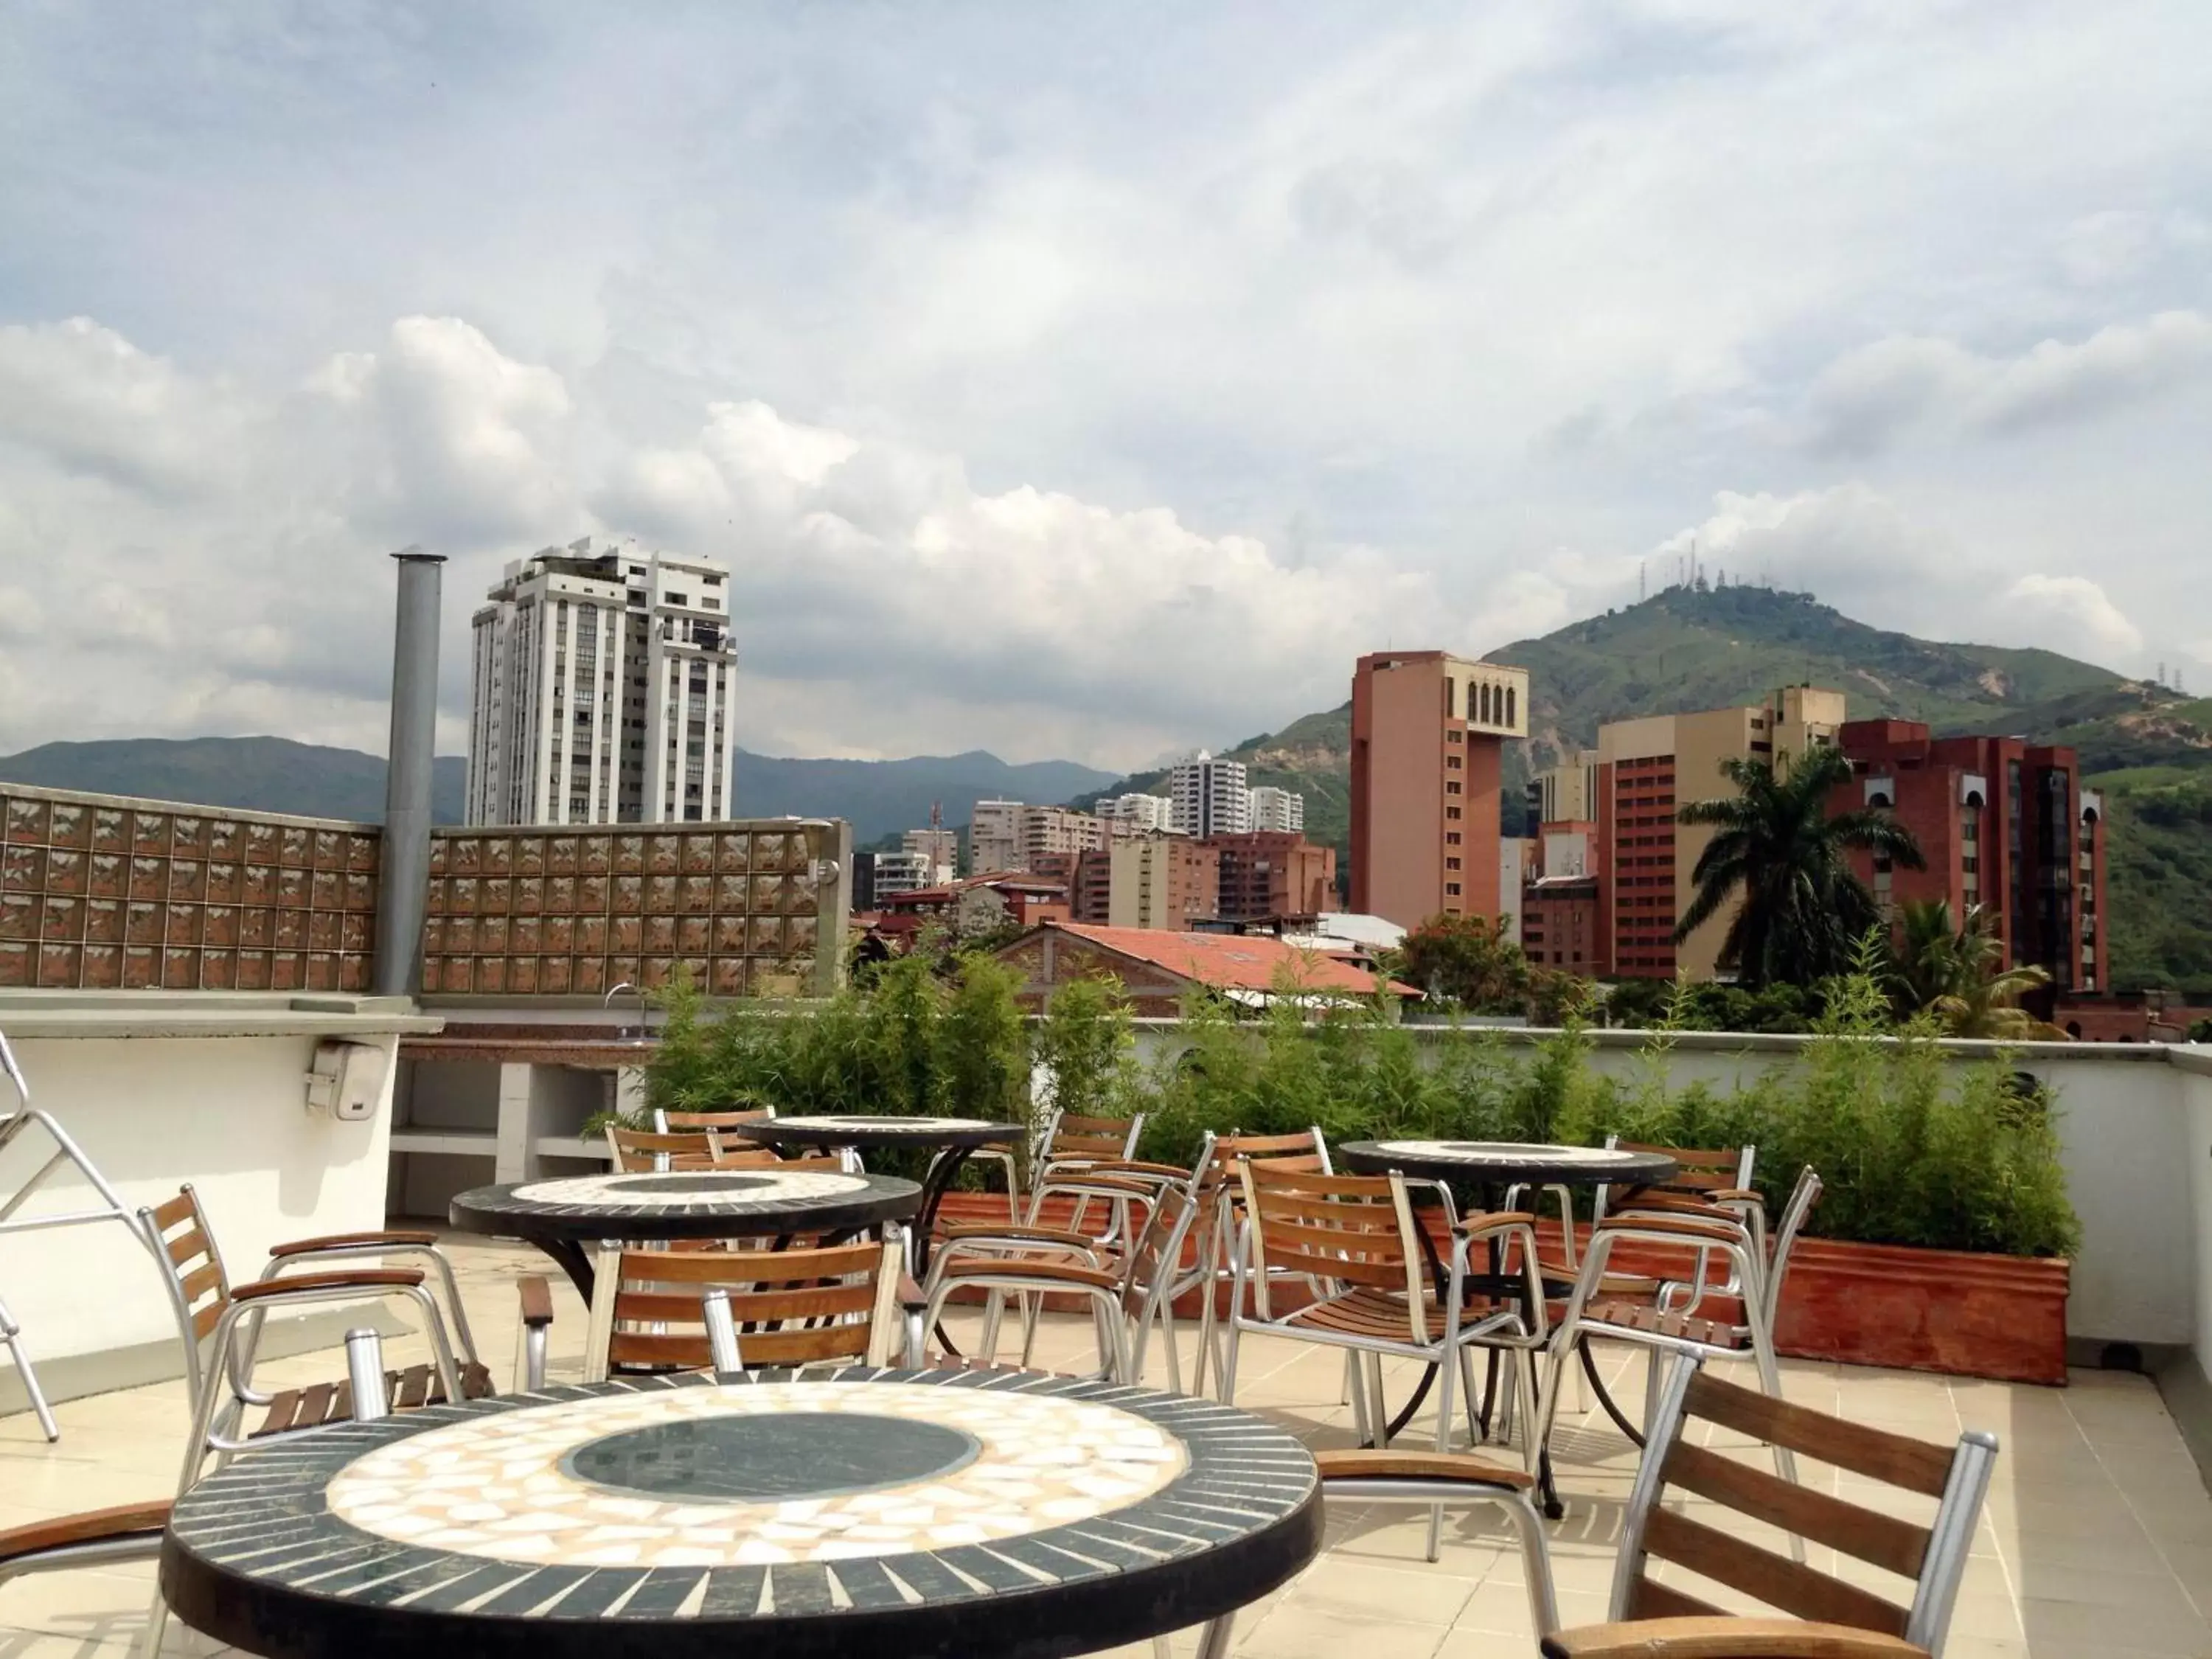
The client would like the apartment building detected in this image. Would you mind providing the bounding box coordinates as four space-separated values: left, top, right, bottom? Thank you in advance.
1169 753 1252 838
1023 805 1108 866
1594 685 1846 978
1102 793 1172 832
1529 752 1599 826
1107 835 1220 931
1835 721 2109 994
465 538 737 825
1246 786 1306 834
901 827 959 884
1206 832 1337 921
1349 650 1530 929
968 800 1024 874
869 849 937 900
1032 849 1114 925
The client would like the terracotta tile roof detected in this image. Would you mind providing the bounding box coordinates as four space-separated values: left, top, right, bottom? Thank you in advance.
1042 922 1414 998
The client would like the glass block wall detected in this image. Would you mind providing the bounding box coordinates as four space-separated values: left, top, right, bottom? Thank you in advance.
420 821 847 999
1 786 381 991
1 784 851 998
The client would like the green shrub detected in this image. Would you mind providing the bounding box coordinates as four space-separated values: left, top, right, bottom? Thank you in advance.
639 950 2081 1258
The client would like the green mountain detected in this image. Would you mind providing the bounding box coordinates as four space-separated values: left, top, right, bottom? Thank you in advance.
0 737 471 823
0 738 1118 846
1065 585 2212 992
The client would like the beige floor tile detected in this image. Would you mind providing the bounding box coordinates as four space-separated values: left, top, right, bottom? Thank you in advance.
1274 1558 1480 1624
1236 1605 1448 1659
2017 1593 2212 1656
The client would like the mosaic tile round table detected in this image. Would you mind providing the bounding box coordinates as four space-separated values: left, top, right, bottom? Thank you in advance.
720 1116 1026 1273
1337 1139 1678 1191
160 1366 1323 1659
449 1169 923 1299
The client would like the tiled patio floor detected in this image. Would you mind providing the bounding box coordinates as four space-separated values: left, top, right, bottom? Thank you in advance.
4 1234 2208 1658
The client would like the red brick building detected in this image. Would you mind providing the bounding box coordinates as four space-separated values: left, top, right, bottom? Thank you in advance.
1521 874 1600 972
1834 721 2108 995
1031 849 1113 925
1350 651 1529 928
1204 832 1338 922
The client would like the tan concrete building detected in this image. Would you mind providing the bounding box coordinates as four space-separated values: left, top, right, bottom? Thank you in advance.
969 799 1024 874
1107 835 1220 931
1530 751 1599 824
1596 685 1847 979
1349 650 1530 930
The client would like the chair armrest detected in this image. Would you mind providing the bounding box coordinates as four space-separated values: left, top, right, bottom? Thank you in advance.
936 1258 1120 1292
942 1222 1099 1249
1457 1210 1538 1236
1596 1215 1745 1246
1541 1618 1930 1658
1314 1449 1534 1490
230 1267 425 1301
266 1230 440 1258
516 1276 555 1329
898 1273 928 1312
1078 1159 1193 1180
0 1501 173 1565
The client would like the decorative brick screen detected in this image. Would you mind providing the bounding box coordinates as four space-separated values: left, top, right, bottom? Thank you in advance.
420 821 846 998
1 786 380 991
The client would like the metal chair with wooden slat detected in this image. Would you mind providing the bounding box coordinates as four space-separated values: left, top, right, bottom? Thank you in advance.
1316 1447 1559 1635
1222 1161 1542 1454
564 1228 908 1382
922 1184 1201 1387
1539 1349 1999 1659
604 1124 728 1171
653 1106 778 1133
1189 1127 1333 1394
138 1185 487 1456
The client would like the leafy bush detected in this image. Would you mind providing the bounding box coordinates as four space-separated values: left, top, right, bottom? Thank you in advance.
640 953 2081 1259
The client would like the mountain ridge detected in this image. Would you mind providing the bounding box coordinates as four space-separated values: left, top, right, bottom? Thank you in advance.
0 737 1117 846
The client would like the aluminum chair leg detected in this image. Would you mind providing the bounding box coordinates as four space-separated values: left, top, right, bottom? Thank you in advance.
1365 1352 1391 1448
0 1291 58 1441
1194 1611 1238 1659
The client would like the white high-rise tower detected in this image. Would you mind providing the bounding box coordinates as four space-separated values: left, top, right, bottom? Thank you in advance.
1169 751 1252 838
465 537 740 825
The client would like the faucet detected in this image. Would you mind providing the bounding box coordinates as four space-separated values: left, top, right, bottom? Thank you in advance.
603 981 647 1043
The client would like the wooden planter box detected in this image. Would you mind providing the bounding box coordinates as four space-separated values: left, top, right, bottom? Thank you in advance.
932 1194 2072 1385
1524 1220 2071 1387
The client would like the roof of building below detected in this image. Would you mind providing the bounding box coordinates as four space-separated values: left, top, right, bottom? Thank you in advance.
1032 922 1415 998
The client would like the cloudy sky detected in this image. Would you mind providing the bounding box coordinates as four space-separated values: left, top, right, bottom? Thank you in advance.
2 2 2208 771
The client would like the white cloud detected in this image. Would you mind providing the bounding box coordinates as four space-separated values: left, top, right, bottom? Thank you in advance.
1807 311 2212 454
2000 574 2145 661
4 5 2211 768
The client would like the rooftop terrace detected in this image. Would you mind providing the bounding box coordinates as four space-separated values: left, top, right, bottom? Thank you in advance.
4 1235 2208 1659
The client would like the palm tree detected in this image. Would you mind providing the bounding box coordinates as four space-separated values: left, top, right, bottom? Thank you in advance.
1673 744 1925 988
1894 900 2058 1038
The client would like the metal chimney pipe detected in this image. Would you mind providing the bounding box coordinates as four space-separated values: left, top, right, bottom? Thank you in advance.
372 548 446 998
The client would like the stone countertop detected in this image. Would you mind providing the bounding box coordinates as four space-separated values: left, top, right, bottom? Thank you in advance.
0 992 445 1040
399 1030 655 1066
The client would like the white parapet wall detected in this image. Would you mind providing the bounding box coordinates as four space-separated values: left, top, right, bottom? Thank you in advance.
2179 1048 2212 1388
0 992 442 1410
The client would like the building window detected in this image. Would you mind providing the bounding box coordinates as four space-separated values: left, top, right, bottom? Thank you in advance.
1446 782 1461 796
1446 805 1461 820
1445 883 1461 897
1446 831 1461 845
1445 857 1461 871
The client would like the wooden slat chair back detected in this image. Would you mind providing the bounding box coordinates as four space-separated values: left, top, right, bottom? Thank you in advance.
605 1124 726 1171
1590 1352 1999 1656
1189 1127 1332 1392
144 1187 233 1360
1043 1110 1146 1164
1235 1160 1422 1327
654 1107 776 1131
584 1234 904 1380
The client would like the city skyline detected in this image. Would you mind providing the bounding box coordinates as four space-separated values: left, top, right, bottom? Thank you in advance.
4 6 2211 773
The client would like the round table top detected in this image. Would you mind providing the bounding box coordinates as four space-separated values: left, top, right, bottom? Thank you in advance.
724 1115 1026 1150
1338 1138 1679 1186
160 1366 1323 1659
448 1168 923 1242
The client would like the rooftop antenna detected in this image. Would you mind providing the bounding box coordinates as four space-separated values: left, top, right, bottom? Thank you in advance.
1639 560 1646 601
